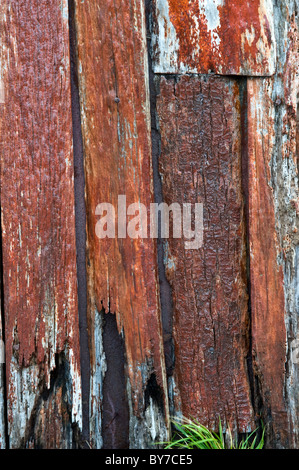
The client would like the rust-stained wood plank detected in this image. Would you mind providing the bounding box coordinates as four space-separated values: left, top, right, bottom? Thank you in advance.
151 0 276 76
247 77 289 447
156 75 254 433
73 0 169 448
0 0 82 448
247 1 299 448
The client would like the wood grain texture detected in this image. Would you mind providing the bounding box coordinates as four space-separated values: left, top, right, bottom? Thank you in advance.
156 75 254 433
247 1 299 448
73 0 169 448
247 78 289 446
151 0 276 75
0 0 82 448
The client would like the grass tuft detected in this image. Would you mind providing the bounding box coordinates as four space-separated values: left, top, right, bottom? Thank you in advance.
163 417 264 449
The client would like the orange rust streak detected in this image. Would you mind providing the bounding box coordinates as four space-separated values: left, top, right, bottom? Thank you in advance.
166 0 271 74
168 0 214 71
217 1 263 73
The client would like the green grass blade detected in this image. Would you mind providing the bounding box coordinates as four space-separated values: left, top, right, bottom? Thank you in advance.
161 417 264 450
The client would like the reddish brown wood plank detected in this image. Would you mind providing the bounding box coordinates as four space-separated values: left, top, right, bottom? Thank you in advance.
156 75 254 433
247 78 289 447
74 0 169 448
0 0 82 448
152 0 276 75
246 3 299 448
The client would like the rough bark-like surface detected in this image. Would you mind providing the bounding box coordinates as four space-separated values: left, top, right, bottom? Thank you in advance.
156 75 254 433
247 1 299 448
0 0 82 448
151 0 276 75
73 0 169 448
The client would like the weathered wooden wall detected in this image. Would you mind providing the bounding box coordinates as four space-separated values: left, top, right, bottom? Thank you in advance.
0 0 297 449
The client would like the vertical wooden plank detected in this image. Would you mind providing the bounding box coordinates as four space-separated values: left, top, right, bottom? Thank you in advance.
247 1 299 448
156 75 254 432
0 0 82 448
73 0 169 448
151 0 276 75
247 77 289 447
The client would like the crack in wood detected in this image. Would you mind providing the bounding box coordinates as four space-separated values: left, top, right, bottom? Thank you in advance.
68 0 90 448
102 312 129 449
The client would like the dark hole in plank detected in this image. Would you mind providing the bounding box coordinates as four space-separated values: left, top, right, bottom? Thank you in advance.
102 312 129 449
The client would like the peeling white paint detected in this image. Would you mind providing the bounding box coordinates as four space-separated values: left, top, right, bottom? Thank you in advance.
152 0 180 74
144 396 168 444
127 363 169 449
0 79 4 104
152 0 276 75
7 357 40 448
89 306 106 449
202 0 223 32
68 345 83 430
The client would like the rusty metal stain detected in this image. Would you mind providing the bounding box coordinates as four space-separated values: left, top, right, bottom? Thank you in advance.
74 0 169 447
152 0 276 75
157 75 254 432
0 0 82 448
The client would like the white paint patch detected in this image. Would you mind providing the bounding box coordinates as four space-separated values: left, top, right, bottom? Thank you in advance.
61 0 69 22
152 0 180 74
68 342 83 430
0 340 4 364
201 0 223 46
8 357 40 447
257 0 276 74
89 307 106 449
167 375 182 418
127 364 169 448
0 79 4 104
201 0 223 31
144 396 168 443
